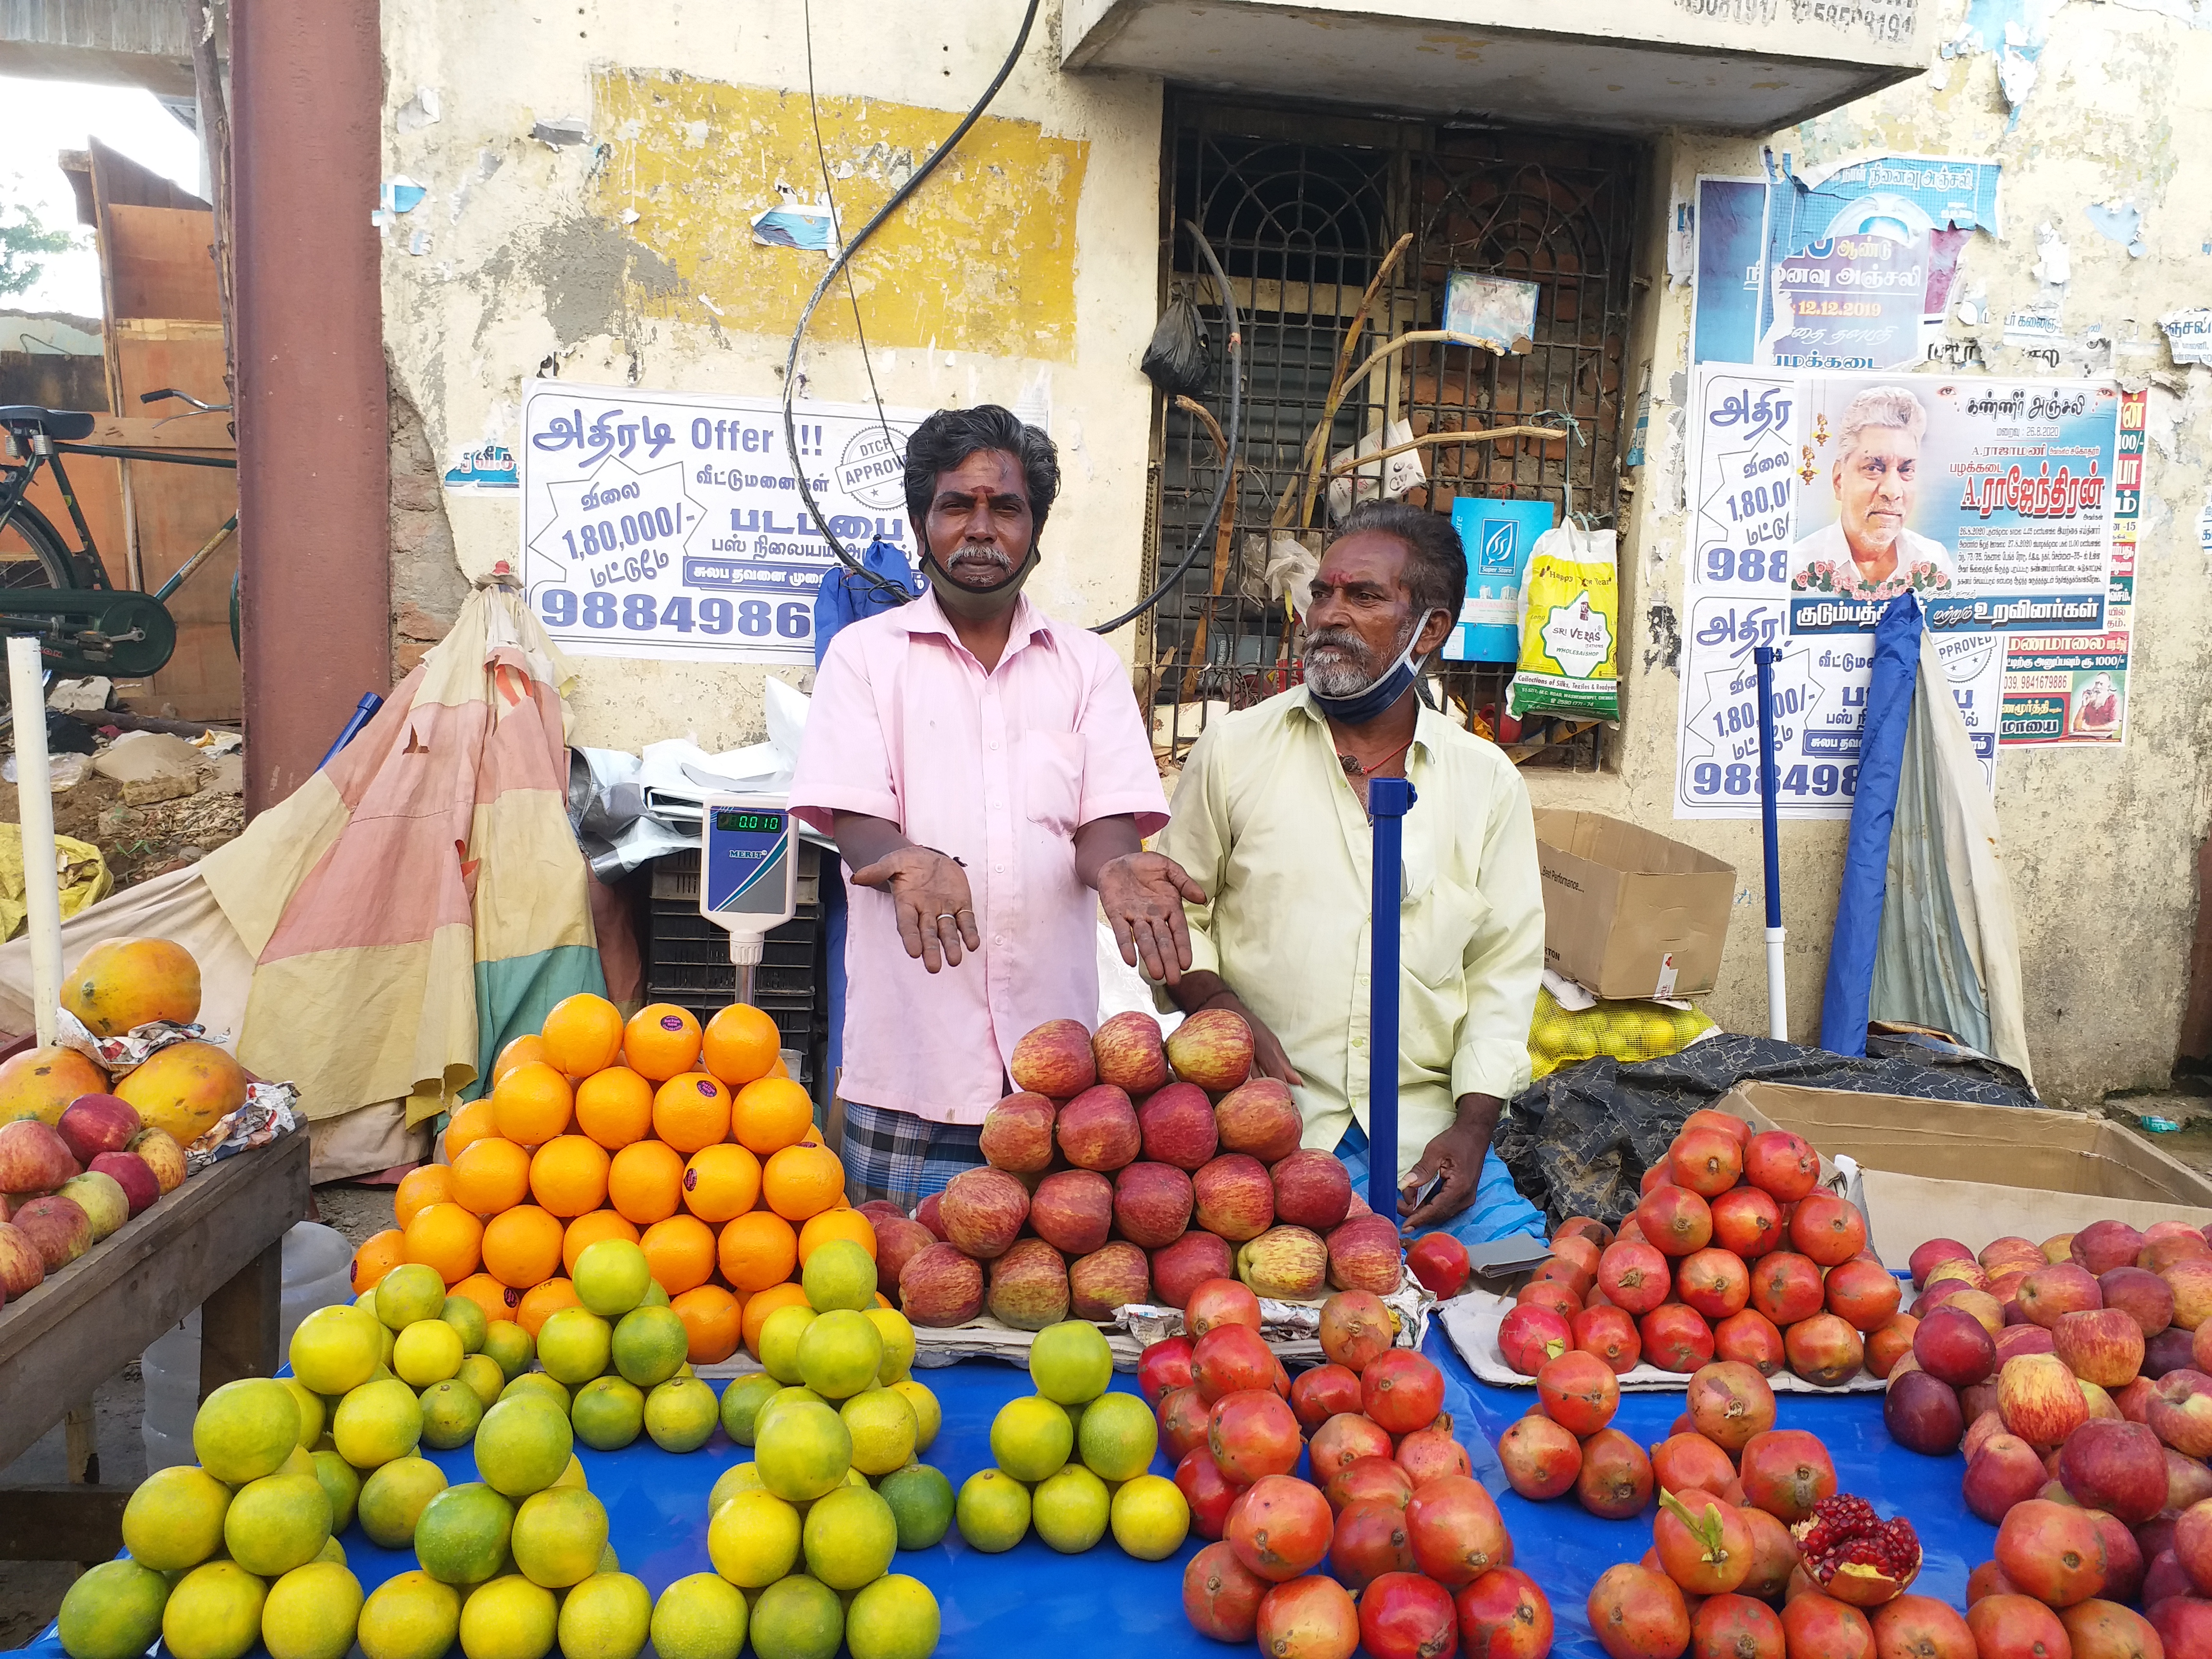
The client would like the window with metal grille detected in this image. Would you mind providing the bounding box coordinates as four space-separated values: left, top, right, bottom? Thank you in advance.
1141 99 1641 778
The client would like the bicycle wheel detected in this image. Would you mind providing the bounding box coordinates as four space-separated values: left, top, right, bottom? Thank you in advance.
0 498 75 591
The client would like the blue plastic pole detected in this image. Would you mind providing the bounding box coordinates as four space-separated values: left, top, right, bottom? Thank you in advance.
1367 776 1417 1221
317 693 385 772
1753 646 1787 1039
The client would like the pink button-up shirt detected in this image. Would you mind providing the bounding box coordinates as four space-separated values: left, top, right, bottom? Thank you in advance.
789 590 1169 1124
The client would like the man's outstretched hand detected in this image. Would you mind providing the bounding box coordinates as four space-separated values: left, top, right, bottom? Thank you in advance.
849 845 980 973
1098 851 1205 986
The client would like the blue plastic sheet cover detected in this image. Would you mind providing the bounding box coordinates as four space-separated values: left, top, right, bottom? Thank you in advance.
1819 592 1923 1057
25 1330 1992 1659
813 538 919 666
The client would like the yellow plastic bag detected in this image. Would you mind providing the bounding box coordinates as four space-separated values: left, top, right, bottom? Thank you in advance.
0 824 112 943
1509 523 1620 719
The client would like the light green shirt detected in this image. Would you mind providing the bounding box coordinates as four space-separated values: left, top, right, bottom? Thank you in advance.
1156 687 1544 1181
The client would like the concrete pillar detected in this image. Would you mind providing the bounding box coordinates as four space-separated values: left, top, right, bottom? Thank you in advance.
232 0 389 812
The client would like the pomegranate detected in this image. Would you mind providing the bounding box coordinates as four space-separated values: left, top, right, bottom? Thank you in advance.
1317 1288 1394 1369
1826 1260 1905 1334
1867 1317 1919 1380
1995 1498 2108 1607
1577 1426 1656 1520
1577 1304 1645 1374
1870 1597 1976 1659
1744 1130 1819 1203
1329 1498 1416 1591
1679 1249 1754 1322
1406 1474 1512 1587
2058 1600 2163 1659
1643 1304 1719 1374
1963 1434 2050 1523
1182 1539 1270 1642
1498 1305 1573 1377
1793 1495 1923 1607
1254 1573 1360 1659
1191 1322 1276 1402
1226 1473 1334 1581
1159 1384 1212 1460
1688 1360 1779 1452
1176 1445 1248 1539
1786 1313 1867 1387
1406 1232 1472 1301
1210 1388 1302 1484
1602 1239 1676 1315
1658 1489 1756 1594
1497 1414 1582 1501
1518 1279 1583 1320
1751 1253 1827 1326
1781 1594 1875 1659
1968 1563 2022 1606
1791 1194 1869 1267
1740 1507 1802 1601
1650 1431 1737 1498
1739 1429 1838 1523
1967 1595 2072 1659
1715 1310 1788 1378
1712 1188 1785 1262
1455 1568 1553 1659
1138 1335 1195 1404
1324 1454 1415 1515
1531 1259 1593 1300
1883 1370 1965 1456
1552 1232 1604 1281
1187 1276 1263 1335
1672 1126 1746 1197
1537 1348 1620 1435
1587 1563 1692 1659
1287 1363 1361 1431
1309 1411 1392 1478
1694 1594 1785 1659
1398 1423 1473 1488
1360 1572 1458 1659
1363 1349 1446 1434
1560 1214 1616 1247
1640 1185 1717 1258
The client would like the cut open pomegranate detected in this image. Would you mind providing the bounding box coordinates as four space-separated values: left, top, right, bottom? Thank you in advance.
1791 1494 1923 1607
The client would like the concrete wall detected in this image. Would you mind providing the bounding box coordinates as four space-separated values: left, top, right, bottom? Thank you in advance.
376 1 1162 752
1529 0 2212 1105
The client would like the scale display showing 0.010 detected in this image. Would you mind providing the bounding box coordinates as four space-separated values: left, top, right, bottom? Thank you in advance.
536 591 813 639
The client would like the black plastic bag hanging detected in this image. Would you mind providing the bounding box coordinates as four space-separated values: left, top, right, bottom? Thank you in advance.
1140 289 1210 397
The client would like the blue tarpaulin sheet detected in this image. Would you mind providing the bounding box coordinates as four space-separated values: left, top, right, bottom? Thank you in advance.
25 1327 1993 1659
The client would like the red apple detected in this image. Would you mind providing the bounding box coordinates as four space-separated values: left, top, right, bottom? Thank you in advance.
1114 1162 1197 1249
1270 1149 1352 1232
2102 1267 2176 1338
2057 1419 2168 1523
2074 1221 2148 1278
1325 1212 1404 1296
2000 1353 2091 1448
1152 1232 1236 1309
2055 1309 2147 1390
1166 1008 1255 1092
1214 1079 1303 1164
1093 1010 1170 1094
2020 1262 2104 1329
1068 1241 1152 1321
11 1193 91 1268
1193 1154 1275 1242
1056 1085 1141 1172
87 1151 158 1218
2149 1370 2212 1458
0 1219 45 1296
55 1094 141 1165
0 1118 79 1193
938 1166 1029 1259
1137 1082 1218 1170
1030 1169 1114 1257
978 1092 1057 1173
1010 1018 1097 1098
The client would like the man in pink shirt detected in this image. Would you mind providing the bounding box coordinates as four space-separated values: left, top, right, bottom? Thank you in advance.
790 406 1199 1206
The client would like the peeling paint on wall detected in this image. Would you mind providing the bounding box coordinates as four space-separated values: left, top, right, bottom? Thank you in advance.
590 72 1088 363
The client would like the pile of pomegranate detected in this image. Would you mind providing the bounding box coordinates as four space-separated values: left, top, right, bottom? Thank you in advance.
1894 1220 2212 1658
1500 1108 1895 1387
1156 1279 1553 1659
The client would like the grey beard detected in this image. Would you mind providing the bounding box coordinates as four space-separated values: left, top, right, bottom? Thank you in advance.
1304 618 1411 697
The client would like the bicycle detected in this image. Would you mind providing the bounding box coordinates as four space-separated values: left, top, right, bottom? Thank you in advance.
0 389 241 681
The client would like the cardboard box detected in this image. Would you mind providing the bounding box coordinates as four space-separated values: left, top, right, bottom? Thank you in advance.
1533 809 1735 999
1723 1082 2212 1271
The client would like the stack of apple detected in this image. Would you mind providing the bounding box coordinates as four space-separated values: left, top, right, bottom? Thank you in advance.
881 1010 1404 1331
0 1096 189 1307
1497 1108 1899 1388
1155 1278 1554 1659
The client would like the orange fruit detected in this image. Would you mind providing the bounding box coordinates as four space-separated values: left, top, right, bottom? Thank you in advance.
516 1276 579 1338
768 1056 790 1080
529 1135 611 1218
717 1211 799 1295
761 1142 843 1223
403 1202 485 1286
797 1207 877 1264
492 1061 572 1147
541 993 625 1078
351 1229 407 1294
741 1282 811 1358
682 1144 762 1224
624 1004 703 1082
639 1214 716 1297
652 1073 731 1155
481 1204 565 1290
394 1164 456 1230
492 1034 549 1087
731 1076 814 1158
607 1140 685 1226
443 1098 498 1162
450 1136 532 1216
669 1285 742 1365
562 1209 641 1276
451 1271 520 1324
572 1067 653 1151
701 1004 781 1091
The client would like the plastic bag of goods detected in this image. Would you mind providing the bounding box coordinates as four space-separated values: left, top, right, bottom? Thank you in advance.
1507 522 1621 720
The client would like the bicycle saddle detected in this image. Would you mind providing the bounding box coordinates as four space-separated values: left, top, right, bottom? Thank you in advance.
0 406 96 442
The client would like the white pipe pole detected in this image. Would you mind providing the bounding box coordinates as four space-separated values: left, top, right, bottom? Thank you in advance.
9 638 61 1048
1765 926 1789 1041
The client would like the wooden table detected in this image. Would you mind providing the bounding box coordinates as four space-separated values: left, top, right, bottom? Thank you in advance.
0 1129 311 1561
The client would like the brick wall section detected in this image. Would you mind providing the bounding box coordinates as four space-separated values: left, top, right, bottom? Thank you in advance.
388 370 469 677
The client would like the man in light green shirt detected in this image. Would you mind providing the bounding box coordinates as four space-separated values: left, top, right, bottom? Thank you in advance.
1157 500 1546 1239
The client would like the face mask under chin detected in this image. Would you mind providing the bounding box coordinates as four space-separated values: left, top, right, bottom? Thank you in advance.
1305 611 1443 726
921 544 1039 621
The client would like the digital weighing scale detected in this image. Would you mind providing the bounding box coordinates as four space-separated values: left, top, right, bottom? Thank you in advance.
697 793 800 1005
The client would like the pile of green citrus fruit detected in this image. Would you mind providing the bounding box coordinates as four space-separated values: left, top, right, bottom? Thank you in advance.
697 1235 946 1659
960 1321 1190 1562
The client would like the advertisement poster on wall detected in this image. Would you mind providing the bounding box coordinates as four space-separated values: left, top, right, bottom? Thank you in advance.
1674 367 2140 820
518 380 922 664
